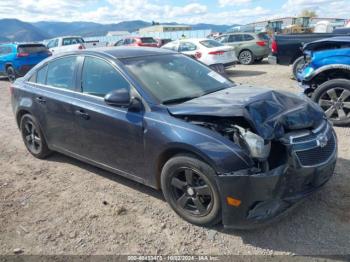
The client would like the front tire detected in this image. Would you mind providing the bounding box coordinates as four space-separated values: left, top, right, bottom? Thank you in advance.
6 66 17 83
292 56 305 79
161 155 221 227
239 50 254 65
20 114 52 159
312 79 350 126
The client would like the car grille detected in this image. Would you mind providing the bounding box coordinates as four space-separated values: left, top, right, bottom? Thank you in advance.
295 133 336 166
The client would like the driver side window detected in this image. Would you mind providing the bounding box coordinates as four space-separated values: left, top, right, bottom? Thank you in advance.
81 57 130 97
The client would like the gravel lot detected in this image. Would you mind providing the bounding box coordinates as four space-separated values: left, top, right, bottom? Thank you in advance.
0 61 349 256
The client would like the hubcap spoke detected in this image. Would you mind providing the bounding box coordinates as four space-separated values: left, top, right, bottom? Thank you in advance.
319 99 333 107
193 197 206 213
325 107 336 118
193 185 211 196
185 169 193 185
337 108 347 120
177 194 190 208
24 123 32 134
343 102 350 109
25 135 32 142
33 136 41 144
327 89 338 101
339 89 350 102
171 177 186 190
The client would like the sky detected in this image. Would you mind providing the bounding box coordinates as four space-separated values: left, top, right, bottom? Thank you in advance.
0 0 348 25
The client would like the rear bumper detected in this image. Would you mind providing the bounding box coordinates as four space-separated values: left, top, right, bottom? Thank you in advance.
215 127 337 229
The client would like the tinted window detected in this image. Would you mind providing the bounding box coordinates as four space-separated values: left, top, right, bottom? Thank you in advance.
18 44 48 54
0 46 12 55
228 34 244 42
36 65 48 85
82 57 130 97
62 37 84 46
140 37 157 44
179 42 197 52
114 40 124 46
216 35 229 43
243 34 254 41
47 39 58 48
46 57 78 90
200 40 223 48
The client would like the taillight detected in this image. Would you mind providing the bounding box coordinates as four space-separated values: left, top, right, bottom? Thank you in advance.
17 52 29 57
271 40 278 53
256 41 266 47
194 52 202 59
208 50 225 55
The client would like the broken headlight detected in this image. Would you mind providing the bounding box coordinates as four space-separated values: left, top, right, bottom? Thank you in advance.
235 126 271 160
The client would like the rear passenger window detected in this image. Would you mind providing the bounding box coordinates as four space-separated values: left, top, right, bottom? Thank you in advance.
46 56 78 90
36 65 48 85
243 34 254 41
82 57 130 97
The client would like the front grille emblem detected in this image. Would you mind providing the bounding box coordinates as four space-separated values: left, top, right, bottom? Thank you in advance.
316 133 328 148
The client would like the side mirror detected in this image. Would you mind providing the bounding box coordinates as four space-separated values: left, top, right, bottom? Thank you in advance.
104 88 131 107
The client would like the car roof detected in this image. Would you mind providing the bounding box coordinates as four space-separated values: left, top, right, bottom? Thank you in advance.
0 43 44 47
55 47 175 59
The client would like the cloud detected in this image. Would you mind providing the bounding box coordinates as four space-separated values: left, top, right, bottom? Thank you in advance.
218 0 251 7
282 0 349 18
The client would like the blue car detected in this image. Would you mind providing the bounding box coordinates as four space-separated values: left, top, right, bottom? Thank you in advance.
298 37 350 125
11 48 336 229
0 43 51 82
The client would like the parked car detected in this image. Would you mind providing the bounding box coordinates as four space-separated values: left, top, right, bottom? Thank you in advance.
162 38 237 74
46 36 86 55
0 43 51 82
114 36 158 48
215 32 269 65
297 40 350 125
11 47 337 229
268 32 349 78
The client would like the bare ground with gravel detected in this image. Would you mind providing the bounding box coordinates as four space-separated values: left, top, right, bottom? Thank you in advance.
0 61 349 256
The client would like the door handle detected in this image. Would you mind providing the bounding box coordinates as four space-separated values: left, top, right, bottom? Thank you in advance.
75 109 90 120
36 97 46 104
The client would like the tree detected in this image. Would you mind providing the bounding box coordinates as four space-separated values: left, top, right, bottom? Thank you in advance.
299 9 318 18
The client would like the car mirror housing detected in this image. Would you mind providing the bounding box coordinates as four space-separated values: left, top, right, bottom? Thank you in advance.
104 88 131 107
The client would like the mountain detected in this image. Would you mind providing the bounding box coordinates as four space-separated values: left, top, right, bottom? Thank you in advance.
0 18 238 43
0 19 49 42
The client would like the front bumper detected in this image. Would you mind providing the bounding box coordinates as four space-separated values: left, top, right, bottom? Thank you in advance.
215 124 337 229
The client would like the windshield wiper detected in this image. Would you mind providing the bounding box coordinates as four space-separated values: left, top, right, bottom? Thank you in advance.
162 96 199 105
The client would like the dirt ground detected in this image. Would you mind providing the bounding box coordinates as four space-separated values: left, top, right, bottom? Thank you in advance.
0 61 349 256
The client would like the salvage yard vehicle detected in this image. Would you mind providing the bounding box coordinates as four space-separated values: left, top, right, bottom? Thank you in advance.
46 36 86 55
297 39 350 125
11 47 337 229
162 38 237 74
0 43 51 82
215 32 269 65
114 36 158 48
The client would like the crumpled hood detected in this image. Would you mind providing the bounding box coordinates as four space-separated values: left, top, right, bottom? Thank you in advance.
168 86 325 140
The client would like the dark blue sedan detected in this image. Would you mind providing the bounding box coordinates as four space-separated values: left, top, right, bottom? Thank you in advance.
11 47 337 229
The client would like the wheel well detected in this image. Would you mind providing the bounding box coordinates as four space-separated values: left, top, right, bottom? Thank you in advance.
310 69 350 87
16 110 30 128
155 148 208 189
5 63 13 70
239 49 252 56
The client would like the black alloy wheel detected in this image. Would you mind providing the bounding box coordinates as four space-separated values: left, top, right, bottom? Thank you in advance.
161 155 221 226
6 66 17 83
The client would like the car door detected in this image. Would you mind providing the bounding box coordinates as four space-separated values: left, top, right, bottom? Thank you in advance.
28 55 83 154
73 56 145 177
0 46 5 75
227 34 245 55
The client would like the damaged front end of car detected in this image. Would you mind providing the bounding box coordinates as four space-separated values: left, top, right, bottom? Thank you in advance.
168 87 337 228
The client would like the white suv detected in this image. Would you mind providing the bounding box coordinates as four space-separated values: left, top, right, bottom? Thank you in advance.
46 36 85 55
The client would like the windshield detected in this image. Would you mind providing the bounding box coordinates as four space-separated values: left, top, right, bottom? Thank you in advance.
62 37 85 46
121 54 233 104
200 40 224 48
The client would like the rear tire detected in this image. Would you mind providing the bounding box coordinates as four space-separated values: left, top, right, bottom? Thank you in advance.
292 56 305 79
161 155 221 227
6 66 17 83
20 114 52 159
312 79 350 126
239 50 254 65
